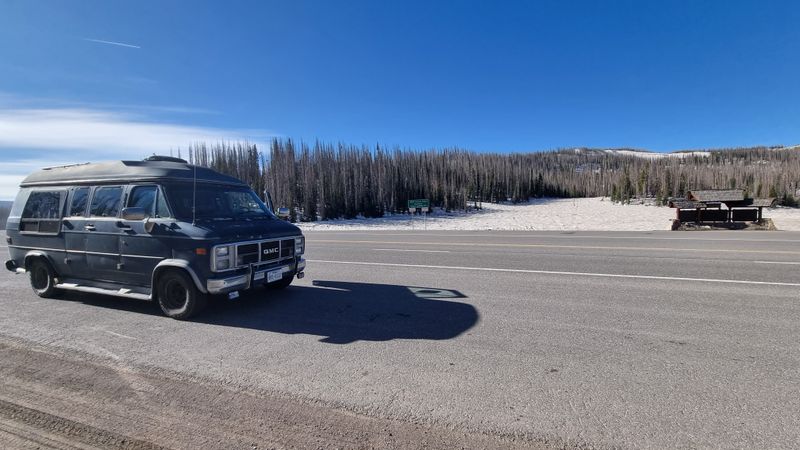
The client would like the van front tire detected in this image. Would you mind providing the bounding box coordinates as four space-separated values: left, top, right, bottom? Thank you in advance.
28 258 60 298
156 270 207 320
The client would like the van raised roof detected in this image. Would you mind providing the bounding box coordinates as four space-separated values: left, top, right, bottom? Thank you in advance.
20 158 246 187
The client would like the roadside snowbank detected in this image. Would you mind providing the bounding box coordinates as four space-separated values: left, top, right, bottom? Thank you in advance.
297 197 800 231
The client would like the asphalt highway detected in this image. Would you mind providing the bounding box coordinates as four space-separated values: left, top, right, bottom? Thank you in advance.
1 230 799 449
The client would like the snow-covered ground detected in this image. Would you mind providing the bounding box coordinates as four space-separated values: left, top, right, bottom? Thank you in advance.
766 206 800 231
296 197 800 231
601 149 711 159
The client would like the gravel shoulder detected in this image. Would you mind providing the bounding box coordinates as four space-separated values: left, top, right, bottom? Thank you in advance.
0 336 549 450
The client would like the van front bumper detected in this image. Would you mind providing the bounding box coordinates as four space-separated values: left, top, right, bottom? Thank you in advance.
206 257 305 294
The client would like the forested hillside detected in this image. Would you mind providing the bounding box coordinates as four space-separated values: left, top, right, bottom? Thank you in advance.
186 141 800 221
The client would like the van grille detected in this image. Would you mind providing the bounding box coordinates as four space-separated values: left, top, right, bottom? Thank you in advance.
280 239 294 258
260 241 279 262
234 237 296 268
236 243 260 265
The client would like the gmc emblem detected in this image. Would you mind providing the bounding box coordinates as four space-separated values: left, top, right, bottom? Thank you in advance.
263 248 279 255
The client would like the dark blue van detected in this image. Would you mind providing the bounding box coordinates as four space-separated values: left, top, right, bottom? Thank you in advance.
4 156 306 319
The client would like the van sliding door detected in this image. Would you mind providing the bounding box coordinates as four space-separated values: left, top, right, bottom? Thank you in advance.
62 187 90 278
85 186 125 283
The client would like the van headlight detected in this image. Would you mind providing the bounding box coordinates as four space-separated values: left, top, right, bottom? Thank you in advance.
212 245 234 271
295 236 305 255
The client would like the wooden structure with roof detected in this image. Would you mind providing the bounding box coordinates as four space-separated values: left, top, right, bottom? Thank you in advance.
669 189 775 224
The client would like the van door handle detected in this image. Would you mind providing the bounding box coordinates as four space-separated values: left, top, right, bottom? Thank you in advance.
84 224 96 231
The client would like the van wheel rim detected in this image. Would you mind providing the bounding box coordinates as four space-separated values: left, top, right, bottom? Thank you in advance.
31 266 49 290
163 280 188 310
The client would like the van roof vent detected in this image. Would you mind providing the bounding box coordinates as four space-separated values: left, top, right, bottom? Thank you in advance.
144 155 188 163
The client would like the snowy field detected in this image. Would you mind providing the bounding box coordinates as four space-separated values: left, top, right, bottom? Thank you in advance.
297 197 800 232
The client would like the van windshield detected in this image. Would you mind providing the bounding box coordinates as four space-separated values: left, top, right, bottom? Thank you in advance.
164 183 274 220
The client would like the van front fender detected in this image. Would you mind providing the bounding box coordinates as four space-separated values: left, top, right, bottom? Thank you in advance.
152 260 208 294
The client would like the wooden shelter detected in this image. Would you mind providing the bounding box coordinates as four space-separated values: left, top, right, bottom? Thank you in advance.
669 189 775 224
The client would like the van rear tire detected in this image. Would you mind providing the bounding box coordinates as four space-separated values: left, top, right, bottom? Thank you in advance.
156 270 207 319
28 258 61 298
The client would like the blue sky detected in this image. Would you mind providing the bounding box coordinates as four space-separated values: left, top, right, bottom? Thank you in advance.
1 0 799 197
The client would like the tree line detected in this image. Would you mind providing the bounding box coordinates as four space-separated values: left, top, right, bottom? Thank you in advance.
186 141 800 221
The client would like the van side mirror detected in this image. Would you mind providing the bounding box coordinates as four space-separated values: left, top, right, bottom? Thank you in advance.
122 207 146 221
276 207 290 220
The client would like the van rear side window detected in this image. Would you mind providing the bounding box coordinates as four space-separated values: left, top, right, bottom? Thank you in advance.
90 186 122 217
69 187 90 217
20 190 64 234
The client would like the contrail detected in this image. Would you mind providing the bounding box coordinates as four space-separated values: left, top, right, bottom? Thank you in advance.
82 38 141 49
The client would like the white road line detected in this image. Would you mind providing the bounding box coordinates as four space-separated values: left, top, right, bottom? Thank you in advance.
306 232 800 243
373 248 451 253
310 239 800 255
308 259 800 287
754 260 800 265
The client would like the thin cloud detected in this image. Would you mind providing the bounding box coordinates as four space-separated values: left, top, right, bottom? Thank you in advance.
0 91 218 115
83 38 141 49
0 108 274 153
0 107 276 199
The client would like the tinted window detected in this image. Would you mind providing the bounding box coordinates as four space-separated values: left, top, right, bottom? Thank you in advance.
165 184 272 220
128 186 171 218
22 191 62 219
90 187 122 217
155 190 171 218
20 190 63 234
128 186 156 215
69 187 90 217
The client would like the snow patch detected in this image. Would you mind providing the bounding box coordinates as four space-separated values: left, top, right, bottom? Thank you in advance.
298 198 672 231
297 197 800 231
602 149 710 159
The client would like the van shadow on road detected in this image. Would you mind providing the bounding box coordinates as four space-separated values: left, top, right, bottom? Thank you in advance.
55 280 479 344
203 280 478 344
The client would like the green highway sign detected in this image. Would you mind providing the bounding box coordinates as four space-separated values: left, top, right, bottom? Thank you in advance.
408 199 430 209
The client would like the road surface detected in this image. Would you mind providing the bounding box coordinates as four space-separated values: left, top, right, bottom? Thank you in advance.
1 230 799 449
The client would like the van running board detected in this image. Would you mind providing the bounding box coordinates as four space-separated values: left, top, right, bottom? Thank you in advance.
55 283 152 301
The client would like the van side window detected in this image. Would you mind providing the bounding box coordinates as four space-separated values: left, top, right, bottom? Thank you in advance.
155 189 171 218
90 186 123 217
69 187 90 217
127 186 172 218
128 186 156 216
20 190 64 234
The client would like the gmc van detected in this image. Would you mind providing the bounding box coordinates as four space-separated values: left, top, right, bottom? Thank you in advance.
4 156 306 319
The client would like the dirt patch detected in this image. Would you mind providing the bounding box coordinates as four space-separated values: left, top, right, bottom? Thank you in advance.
0 399 164 450
0 337 552 450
